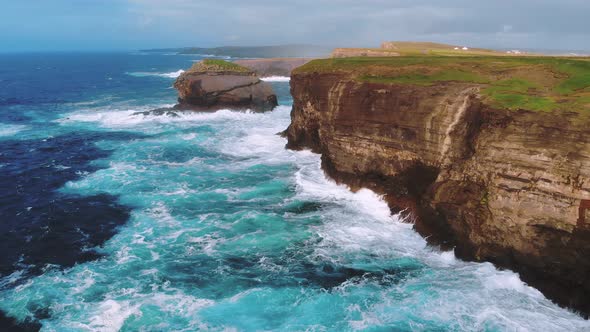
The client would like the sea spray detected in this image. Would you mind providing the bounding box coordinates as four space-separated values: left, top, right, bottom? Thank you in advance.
261 76 291 82
126 70 185 78
0 123 28 137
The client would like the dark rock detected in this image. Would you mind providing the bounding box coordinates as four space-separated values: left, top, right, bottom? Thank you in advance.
132 108 180 117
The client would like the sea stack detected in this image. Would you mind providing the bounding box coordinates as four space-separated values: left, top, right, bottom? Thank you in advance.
173 59 278 112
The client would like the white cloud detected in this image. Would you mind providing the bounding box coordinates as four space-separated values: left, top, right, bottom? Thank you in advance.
124 0 590 50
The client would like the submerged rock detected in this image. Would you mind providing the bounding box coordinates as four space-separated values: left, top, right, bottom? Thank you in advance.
133 108 180 117
173 59 278 112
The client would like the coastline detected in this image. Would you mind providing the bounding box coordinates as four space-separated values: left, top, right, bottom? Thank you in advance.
286 62 590 316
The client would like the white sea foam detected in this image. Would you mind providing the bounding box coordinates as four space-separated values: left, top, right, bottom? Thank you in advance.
181 132 197 140
479 266 543 297
0 269 28 288
87 300 139 332
293 159 428 260
187 234 224 255
0 123 28 137
189 54 232 59
115 246 139 264
53 164 72 170
261 76 290 82
59 106 286 132
4 96 589 330
283 122 588 329
149 292 215 315
228 288 263 303
70 269 97 294
126 70 184 78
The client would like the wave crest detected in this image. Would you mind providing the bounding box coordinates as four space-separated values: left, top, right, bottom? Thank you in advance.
261 76 290 82
0 123 28 137
126 70 184 78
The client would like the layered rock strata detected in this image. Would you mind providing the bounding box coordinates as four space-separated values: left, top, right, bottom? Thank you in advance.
286 72 590 316
174 60 278 112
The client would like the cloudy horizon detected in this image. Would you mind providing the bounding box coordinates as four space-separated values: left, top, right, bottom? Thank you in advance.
1 0 589 52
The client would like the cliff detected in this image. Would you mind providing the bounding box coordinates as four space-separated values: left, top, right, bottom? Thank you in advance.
286 56 590 315
233 58 313 77
174 59 278 112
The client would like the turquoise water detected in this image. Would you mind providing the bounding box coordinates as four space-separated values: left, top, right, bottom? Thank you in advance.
0 53 589 331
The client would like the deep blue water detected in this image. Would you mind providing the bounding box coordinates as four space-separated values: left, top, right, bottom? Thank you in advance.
0 52 588 331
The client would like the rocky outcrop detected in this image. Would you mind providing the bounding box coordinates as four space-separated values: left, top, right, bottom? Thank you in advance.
286 72 590 316
331 48 399 58
233 58 313 77
173 60 278 112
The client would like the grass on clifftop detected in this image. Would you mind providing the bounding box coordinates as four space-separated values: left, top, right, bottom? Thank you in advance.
189 59 251 73
295 56 590 113
338 41 509 57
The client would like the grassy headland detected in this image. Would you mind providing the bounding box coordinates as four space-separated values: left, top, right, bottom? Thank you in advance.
295 55 590 112
188 59 251 73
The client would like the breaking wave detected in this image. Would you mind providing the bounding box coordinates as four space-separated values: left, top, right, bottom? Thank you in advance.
261 76 291 82
1 103 587 330
0 123 28 137
126 70 184 78
1 53 588 331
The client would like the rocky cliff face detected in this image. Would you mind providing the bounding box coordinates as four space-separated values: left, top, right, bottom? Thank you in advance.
174 60 278 112
286 72 590 315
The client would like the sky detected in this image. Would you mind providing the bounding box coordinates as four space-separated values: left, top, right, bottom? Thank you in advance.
1 0 589 52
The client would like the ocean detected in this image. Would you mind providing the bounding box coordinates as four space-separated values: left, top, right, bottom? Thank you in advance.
0 52 588 331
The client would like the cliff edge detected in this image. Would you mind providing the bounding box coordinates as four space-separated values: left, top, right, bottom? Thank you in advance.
174 59 278 112
286 55 590 315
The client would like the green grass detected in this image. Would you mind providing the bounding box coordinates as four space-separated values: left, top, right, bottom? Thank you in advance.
553 60 590 94
295 56 590 113
345 42 506 57
361 70 489 85
189 59 251 73
483 79 556 111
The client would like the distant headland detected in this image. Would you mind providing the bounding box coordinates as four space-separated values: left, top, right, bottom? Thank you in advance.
140 44 333 58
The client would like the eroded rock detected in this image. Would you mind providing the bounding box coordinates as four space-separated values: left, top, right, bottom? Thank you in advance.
173 59 278 112
286 71 590 316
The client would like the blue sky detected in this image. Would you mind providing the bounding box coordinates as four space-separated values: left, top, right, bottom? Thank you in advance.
1 0 589 52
